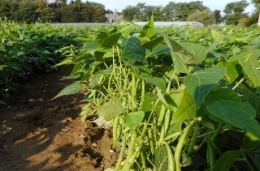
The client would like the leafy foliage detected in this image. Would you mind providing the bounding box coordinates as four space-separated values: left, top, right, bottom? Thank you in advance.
42 17 260 170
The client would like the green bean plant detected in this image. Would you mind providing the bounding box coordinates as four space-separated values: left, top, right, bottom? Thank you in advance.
55 17 260 171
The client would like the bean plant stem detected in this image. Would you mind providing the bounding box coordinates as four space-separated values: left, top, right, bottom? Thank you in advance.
188 120 200 154
175 119 196 171
114 135 127 171
113 116 120 148
208 123 222 171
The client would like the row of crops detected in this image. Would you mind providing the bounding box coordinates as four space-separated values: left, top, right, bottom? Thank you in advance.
2 17 260 170
0 19 84 104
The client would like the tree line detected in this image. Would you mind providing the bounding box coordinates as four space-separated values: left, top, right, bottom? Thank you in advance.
0 0 259 26
122 0 260 26
0 0 107 23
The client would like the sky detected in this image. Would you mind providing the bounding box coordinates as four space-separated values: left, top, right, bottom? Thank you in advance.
86 0 255 14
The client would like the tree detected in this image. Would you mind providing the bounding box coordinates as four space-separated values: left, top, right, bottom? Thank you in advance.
175 1 207 21
0 0 10 18
122 6 139 21
252 0 260 10
187 9 216 26
224 0 249 14
214 10 223 24
162 2 177 21
224 0 249 25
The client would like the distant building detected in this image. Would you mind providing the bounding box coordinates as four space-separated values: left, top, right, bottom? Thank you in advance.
133 21 204 28
105 13 123 23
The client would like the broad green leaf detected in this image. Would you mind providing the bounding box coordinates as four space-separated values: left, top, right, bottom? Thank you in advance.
213 150 245 171
208 35 225 51
207 101 260 139
144 76 166 93
165 120 182 141
121 37 146 63
251 37 260 48
125 111 145 132
173 89 197 121
138 70 166 93
142 16 155 38
217 61 241 84
228 50 260 62
211 29 222 40
89 74 103 89
53 81 84 99
163 35 194 73
248 54 260 69
242 86 260 117
180 42 208 62
143 37 163 51
82 40 100 53
184 66 226 108
95 100 124 121
163 36 200 64
6 62 21 70
242 132 260 149
165 92 183 112
147 43 169 58
100 32 122 48
238 58 260 93
209 88 241 103
141 93 157 112
155 146 168 171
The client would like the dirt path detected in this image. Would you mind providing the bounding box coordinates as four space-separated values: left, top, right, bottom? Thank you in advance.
0 67 118 171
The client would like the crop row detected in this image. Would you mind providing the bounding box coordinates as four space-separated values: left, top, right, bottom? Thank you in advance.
55 17 260 171
0 19 84 104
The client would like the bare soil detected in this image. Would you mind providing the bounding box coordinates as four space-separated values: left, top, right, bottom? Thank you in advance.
0 67 119 171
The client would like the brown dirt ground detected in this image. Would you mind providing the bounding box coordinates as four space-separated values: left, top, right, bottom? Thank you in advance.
0 67 119 171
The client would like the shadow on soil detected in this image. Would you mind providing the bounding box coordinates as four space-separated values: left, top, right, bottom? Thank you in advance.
0 67 118 171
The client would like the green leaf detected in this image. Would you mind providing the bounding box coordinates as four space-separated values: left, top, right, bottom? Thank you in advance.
137 69 166 93
242 86 260 117
163 35 193 73
180 42 208 62
209 88 241 103
238 58 260 94
141 93 157 112
164 36 201 64
228 50 260 62
213 150 245 171
142 16 155 38
173 89 197 121
143 37 163 51
100 32 122 48
242 132 260 149
125 111 145 132
53 81 84 99
121 37 146 63
184 66 226 108
54 59 73 67
89 74 103 89
207 101 260 139
217 61 241 84
95 100 124 121
155 146 168 171
164 91 183 112
165 121 182 141
208 35 225 51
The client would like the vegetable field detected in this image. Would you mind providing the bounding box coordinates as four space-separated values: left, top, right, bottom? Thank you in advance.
1 18 260 171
